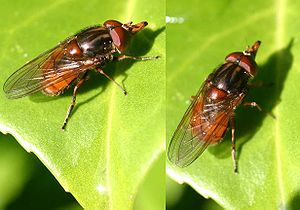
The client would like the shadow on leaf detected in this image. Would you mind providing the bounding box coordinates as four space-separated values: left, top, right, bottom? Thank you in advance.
287 191 300 210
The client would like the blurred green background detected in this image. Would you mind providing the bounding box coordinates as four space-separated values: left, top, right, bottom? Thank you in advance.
166 177 223 210
0 133 165 210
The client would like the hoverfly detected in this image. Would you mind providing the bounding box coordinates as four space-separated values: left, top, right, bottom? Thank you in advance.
3 20 158 130
168 41 261 173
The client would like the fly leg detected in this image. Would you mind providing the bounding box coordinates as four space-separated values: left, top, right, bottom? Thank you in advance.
243 102 276 119
62 73 88 131
96 67 127 95
243 102 262 111
106 55 159 94
116 55 160 61
230 114 238 174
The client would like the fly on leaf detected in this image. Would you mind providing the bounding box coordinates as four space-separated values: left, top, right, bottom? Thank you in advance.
3 20 159 130
168 41 261 173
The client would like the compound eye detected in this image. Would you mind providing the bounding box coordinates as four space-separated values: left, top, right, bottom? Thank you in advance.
103 20 122 28
104 20 129 53
225 52 243 64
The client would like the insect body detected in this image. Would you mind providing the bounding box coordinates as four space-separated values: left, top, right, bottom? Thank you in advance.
168 41 261 173
3 20 158 130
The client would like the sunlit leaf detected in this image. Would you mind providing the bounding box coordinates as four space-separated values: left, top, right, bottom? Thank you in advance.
134 154 165 210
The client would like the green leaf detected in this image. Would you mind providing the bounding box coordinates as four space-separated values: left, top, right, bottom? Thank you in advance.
0 0 165 209
133 154 165 210
167 0 300 209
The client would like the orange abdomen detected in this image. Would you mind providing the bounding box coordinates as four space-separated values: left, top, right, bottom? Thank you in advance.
42 73 78 95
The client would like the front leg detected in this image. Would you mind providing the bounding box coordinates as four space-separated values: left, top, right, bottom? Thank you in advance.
96 67 127 95
243 101 276 119
243 102 262 111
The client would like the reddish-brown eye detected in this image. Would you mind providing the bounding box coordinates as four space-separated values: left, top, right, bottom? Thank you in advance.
225 52 257 77
104 20 129 53
103 20 123 30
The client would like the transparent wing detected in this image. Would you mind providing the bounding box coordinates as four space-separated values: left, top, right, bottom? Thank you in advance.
168 82 238 167
3 39 94 99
